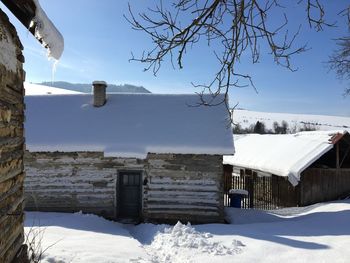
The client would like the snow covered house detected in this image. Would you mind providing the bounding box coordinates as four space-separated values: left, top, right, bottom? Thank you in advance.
0 0 63 262
223 131 350 209
24 82 234 224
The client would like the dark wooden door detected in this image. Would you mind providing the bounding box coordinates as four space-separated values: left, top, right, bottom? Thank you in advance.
118 172 141 219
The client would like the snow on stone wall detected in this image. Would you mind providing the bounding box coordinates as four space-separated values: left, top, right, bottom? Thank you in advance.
0 9 25 263
0 25 17 72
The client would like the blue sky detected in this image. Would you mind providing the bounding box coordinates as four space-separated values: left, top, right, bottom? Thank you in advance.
2 0 349 116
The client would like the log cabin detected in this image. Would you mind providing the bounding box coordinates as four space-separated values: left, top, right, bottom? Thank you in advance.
24 84 235 224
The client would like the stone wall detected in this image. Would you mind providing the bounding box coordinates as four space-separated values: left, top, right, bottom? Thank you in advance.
0 8 26 263
24 152 224 223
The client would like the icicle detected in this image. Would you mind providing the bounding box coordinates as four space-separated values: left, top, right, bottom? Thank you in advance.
51 59 58 83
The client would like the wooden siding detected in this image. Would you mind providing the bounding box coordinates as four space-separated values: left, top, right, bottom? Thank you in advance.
300 168 350 206
0 8 25 263
24 152 225 224
24 152 144 219
144 154 224 223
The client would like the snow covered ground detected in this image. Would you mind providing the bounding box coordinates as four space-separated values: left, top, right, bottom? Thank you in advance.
234 109 350 131
24 200 350 263
24 82 83 95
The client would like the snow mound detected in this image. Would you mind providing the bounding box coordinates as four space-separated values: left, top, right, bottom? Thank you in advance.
146 221 243 262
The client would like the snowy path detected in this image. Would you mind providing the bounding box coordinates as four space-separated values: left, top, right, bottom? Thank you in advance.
24 200 350 263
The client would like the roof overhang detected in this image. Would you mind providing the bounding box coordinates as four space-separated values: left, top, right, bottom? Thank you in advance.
1 0 36 34
1 0 64 59
330 131 350 145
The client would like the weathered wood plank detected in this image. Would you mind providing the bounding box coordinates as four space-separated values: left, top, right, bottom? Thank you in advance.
300 168 350 206
144 153 224 223
25 152 224 224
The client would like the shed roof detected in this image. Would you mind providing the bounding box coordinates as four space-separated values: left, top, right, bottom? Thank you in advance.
25 93 234 158
223 130 348 186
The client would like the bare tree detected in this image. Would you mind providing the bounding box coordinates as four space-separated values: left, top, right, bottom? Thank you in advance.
126 0 349 112
329 23 350 96
273 120 287 134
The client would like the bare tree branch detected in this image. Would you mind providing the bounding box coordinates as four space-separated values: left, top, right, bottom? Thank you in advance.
125 0 347 114
328 5 350 96
329 34 350 96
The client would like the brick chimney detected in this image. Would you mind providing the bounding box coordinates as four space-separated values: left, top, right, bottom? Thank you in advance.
92 81 107 107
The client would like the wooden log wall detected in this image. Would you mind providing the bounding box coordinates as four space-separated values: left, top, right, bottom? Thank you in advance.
144 153 224 223
24 152 144 219
25 152 225 224
300 168 350 206
0 8 26 263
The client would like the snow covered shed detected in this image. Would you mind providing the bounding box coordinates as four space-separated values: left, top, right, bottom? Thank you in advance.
223 131 350 209
24 91 234 224
0 0 63 262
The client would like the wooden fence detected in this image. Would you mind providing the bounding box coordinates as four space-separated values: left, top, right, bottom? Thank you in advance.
300 168 350 206
224 166 350 210
224 165 298 209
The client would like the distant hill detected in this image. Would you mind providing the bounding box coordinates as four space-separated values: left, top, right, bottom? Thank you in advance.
233 109 350 132
39 81 151 94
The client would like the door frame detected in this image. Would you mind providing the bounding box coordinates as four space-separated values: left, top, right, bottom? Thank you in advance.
116 170 143 220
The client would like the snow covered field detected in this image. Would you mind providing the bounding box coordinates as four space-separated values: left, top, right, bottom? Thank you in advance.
24 200 350 263
234 109 350 131
24 82 83 95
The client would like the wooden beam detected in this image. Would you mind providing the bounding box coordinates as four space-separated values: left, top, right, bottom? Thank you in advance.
340 144 350 168
336 143 340 169
0 0 36 35
343 134 350 146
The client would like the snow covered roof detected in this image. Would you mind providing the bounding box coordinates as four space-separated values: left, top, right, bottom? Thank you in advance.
25 93 234 158
25 82 83 95
223 130 348 186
